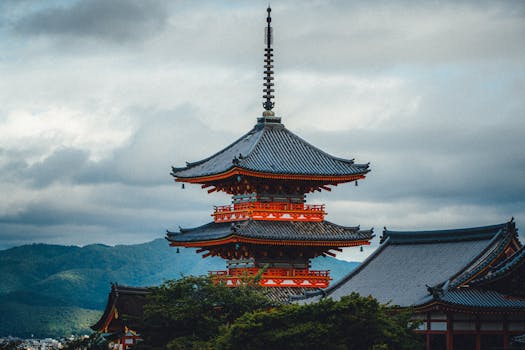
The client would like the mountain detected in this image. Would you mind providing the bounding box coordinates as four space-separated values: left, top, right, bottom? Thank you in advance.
0 239 359 338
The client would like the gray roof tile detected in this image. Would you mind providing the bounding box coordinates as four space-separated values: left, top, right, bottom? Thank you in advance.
440 289 525 309
470 244 525 286
171 122 369 179
313 222 513 307
166 220 373 244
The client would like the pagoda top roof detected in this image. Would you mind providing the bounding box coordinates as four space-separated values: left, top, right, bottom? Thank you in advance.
171 121 369 181
300 220 519 308
166 219 373 247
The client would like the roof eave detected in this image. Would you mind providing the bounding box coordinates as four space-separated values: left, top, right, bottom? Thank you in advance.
167 234 372 248
172 167 368 183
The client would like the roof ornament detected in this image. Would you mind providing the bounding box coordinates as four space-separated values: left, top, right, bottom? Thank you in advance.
262 6 277 119
426 284 444 299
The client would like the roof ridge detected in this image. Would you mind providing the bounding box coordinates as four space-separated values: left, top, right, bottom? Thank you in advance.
470 244 525 286
237 123 269 166
384 222 508 235
318 236 391 299
171 126 259 174
382 222 509 244
447 225 512 289
275 126 367 170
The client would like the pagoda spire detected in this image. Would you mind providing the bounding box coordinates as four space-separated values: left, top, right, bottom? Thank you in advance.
262 6 277 119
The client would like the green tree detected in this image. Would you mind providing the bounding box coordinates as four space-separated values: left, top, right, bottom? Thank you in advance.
134 276 274 350
214 293 421 350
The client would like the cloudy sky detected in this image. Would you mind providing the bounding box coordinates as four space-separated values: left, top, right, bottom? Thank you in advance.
1 0 524 260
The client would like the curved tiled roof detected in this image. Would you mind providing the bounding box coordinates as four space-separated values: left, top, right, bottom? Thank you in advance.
171 122 369 179
302 221 516 307
438 289 525 309
166 220 373 245
381 223 507 244
470 244 525 286
91 284 150 332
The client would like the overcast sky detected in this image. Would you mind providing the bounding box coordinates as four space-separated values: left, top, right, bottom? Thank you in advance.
1 0 524 261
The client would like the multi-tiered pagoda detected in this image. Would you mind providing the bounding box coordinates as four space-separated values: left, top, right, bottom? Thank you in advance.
167 7 373 291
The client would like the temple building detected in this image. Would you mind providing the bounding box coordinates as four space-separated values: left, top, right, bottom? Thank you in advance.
166 7 373 296
299 219 525 350
91 284 150 350
93 6 525 350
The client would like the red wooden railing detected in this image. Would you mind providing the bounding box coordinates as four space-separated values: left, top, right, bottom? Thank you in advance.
213 202 326 223
209 267 331 288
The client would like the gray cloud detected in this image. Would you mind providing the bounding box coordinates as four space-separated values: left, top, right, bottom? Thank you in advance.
12 0 168 43
1 0 524 255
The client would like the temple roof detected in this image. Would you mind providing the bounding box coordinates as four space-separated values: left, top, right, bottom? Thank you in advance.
166 219 373 246
171 122 369 180
470 243 525 287
437 289 525 310
301 221 518 307
264 287 318 303
380 223 507 244
91 284 150 332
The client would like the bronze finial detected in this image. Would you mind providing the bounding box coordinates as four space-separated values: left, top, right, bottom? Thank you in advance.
262 6 275 115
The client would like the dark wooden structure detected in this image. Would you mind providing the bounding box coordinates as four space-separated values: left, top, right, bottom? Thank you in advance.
91 284 150 350
302 219 525 350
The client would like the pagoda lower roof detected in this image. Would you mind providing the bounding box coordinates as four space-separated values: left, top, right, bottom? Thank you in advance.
166 220 373 247
171 121 369 181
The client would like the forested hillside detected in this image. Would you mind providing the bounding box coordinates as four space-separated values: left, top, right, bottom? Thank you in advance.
0 239 358 338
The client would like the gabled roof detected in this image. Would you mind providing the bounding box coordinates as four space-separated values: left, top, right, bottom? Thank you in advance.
166 219 373 247
430 289 525 310
304 221 516 307
470 244 525 287
171 122 369 180
91 284 150 332
380 223 507 244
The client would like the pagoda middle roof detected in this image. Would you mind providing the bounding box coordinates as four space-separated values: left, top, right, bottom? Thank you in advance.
166 220 373 246
171 121 370 180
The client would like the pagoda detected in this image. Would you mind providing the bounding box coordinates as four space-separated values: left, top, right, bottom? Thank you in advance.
166 7 373 291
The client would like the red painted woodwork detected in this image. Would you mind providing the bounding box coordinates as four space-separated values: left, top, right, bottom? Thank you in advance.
171 236 371 248
175 167 366 185
209 267 331 288
213 202 326 222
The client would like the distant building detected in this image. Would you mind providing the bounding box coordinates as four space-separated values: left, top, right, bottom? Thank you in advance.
91 284 149 350
301 219 525 350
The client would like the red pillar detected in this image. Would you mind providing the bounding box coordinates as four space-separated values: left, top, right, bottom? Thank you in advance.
446 313 453 350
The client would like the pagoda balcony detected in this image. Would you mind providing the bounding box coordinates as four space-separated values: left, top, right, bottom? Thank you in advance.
209 267 331 288
213 202 326 223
